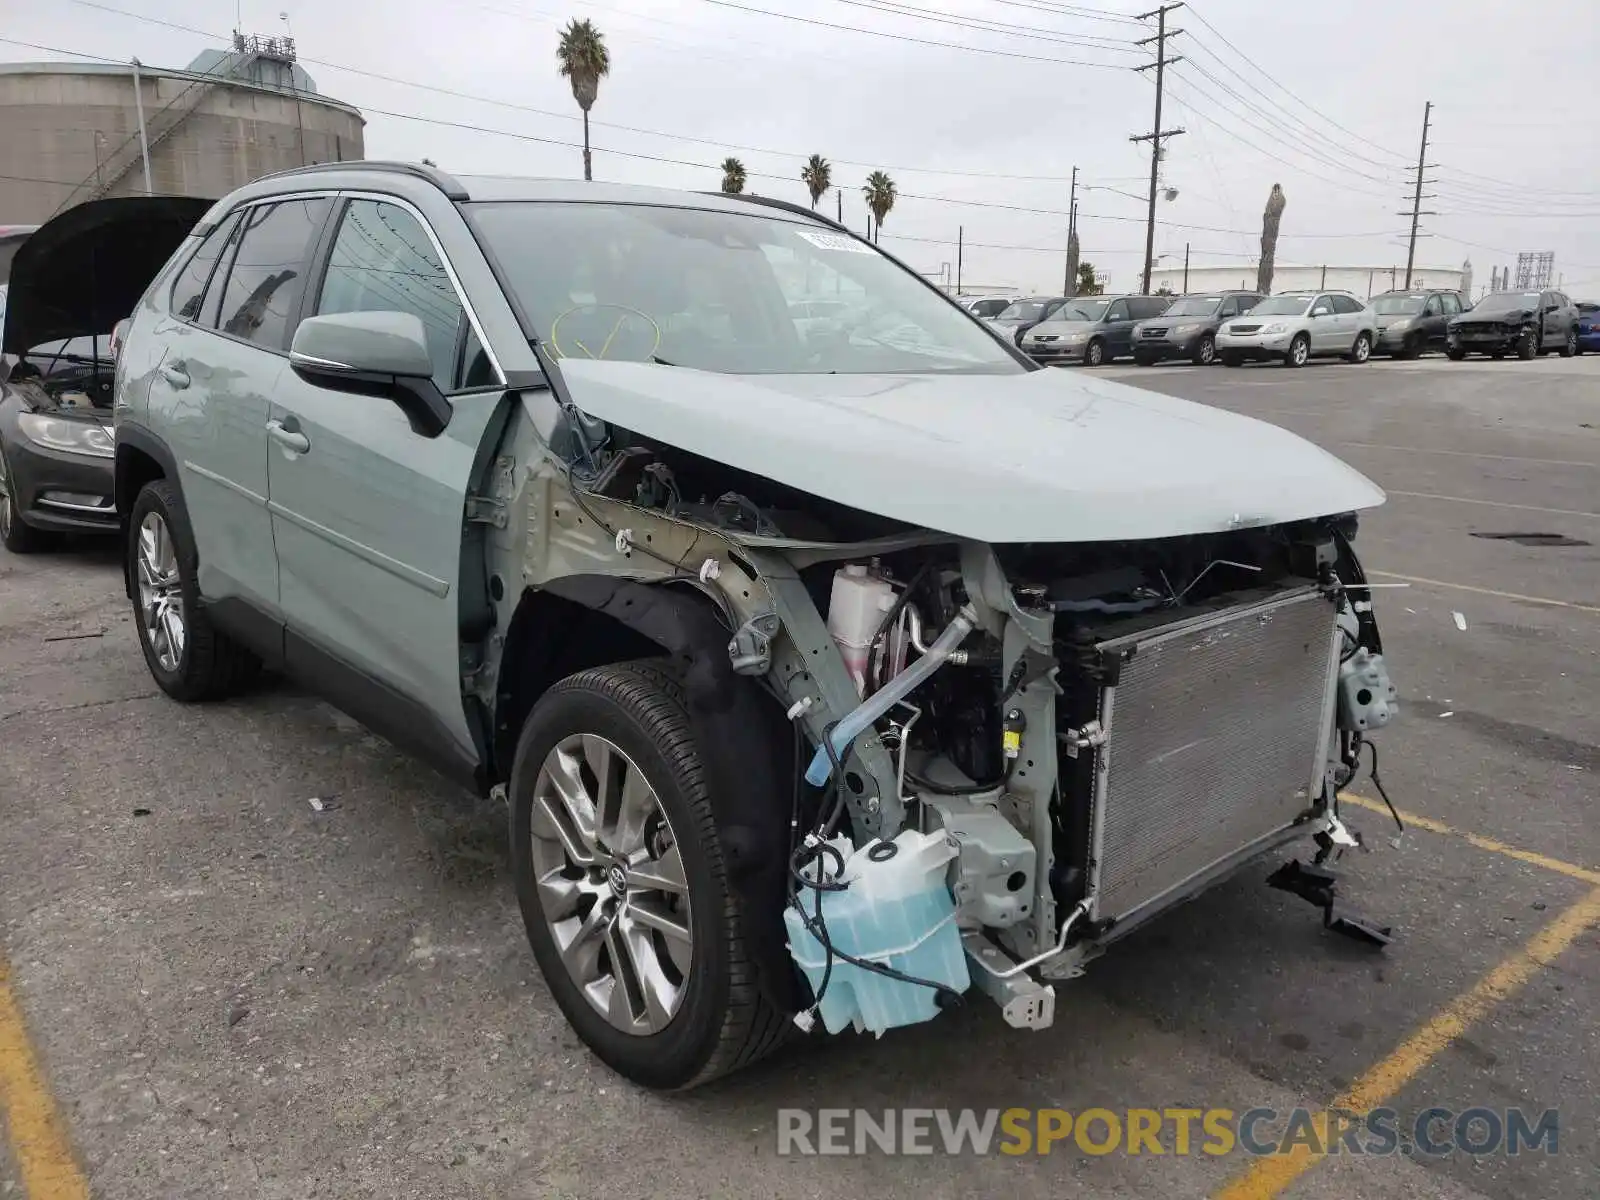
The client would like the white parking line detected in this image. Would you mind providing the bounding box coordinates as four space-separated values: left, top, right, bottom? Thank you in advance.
1339 442 1600 470
1386 489 1600 521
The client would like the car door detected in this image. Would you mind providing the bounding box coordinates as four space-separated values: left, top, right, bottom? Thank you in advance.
145 198 334 623
1305 294 1337 352
265 195 507 772
1102 298 1132 357
1435 293 1460 347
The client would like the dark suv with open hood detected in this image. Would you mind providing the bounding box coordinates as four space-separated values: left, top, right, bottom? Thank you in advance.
0 198 211 552
1446 289 1580 360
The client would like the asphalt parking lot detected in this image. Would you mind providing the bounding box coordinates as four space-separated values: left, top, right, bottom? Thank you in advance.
3 353 1597 1199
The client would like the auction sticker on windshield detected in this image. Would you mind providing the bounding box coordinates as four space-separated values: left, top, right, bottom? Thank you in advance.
796 230 876 254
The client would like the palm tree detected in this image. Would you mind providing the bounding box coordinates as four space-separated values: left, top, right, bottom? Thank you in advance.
556 18 610 182
801 154 831 210
720 157 748 194
862 170 896 243
1075 262 1102 295
1257 183 1286 294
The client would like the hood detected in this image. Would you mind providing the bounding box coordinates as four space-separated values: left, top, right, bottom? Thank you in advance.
2 197 214 355
1451 309 1530 325
556 361 1385 543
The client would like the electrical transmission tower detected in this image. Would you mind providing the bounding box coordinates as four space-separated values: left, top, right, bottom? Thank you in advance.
1514 251 1555 290
1131 3 1185 295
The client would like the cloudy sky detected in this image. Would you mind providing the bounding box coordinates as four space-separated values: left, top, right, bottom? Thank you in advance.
9 0 1600 295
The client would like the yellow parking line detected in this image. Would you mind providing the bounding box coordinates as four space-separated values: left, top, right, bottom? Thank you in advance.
1215 884 1600 1199
1367 570 1600 616
0 958 89 1200
1341 793 1600 885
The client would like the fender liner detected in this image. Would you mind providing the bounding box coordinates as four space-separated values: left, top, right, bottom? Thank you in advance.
541 575 805 1014
113 423 182 597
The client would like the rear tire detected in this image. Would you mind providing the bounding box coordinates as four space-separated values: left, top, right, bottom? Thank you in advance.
127 479 261 701
1221 351 1245 367
509 662 790 1090
1559 327 1578 358
0 448 54 554
1192 334 1216 366
1397 334 1422 360
1446 347 1467 361
1347 331 1372 363
1133 349 1158 366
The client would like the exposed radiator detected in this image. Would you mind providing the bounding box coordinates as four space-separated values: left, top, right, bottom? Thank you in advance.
1087 586 1341 926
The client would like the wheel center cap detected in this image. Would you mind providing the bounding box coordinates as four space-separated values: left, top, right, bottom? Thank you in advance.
607 861 629 899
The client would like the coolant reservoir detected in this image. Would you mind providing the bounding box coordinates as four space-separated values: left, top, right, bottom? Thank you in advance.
784 829 969 1036
827 564 895 695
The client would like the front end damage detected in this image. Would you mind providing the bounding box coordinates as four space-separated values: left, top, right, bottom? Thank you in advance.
494 421 1400 1038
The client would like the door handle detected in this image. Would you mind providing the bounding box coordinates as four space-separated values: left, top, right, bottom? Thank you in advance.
160 362 190 389
266 419 310 454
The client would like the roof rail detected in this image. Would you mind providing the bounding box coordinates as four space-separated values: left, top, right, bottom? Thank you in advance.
256 159 470 201
708 191 852 235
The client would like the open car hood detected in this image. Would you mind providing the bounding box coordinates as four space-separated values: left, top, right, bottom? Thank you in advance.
1 197 214 355
556 361 1386 544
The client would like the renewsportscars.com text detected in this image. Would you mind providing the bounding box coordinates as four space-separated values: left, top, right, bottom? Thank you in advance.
776 1107 1559 1158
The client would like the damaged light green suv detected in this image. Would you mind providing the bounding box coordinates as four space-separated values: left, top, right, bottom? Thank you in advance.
114 162 1399 1089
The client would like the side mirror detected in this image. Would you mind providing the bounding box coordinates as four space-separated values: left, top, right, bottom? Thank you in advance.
289 311 451 438
1311 306 1331 318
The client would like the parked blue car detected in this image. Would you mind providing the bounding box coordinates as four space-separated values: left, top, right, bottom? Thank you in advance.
1578 302 1599 353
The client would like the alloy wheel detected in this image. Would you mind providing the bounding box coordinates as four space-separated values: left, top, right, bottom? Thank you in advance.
529 733 692 1036
1353 334 1371 363
1290 337 1309 366
1198 336 1215 364
136 512 186 672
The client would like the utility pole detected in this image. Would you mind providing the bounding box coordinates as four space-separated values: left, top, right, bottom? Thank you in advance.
131 58 153 195
1182 242 1189 292
1131 3 1185 295
1399 100 1435 289
836 187 842 224
957 225 964 294
1062 165 1079 295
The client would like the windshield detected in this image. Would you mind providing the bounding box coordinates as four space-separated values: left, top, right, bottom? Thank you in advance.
1247 295 1314 317
1472 292 1541 314
470 202 1025 375
1050 299 1111 322
1371 294 1426 315
1162 296 1222 317
996 299 1048 322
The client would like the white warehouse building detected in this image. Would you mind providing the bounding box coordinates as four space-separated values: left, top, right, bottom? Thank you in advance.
1149 260 1472 301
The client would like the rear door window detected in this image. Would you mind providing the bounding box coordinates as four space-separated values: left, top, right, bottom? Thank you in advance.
214 198 334 350
1330 294 1362 314
169 212 242 322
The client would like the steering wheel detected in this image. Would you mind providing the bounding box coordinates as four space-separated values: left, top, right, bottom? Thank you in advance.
550 303 662 362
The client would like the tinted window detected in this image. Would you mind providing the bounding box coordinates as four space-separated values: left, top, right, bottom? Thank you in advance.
1133 296 1170 319
1106 300 1130 322
169 212 242 322
215 199 333 349
1331 294 1363 314
316 199 467 393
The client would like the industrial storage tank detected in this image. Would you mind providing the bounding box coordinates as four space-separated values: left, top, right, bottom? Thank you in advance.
0 35 365 224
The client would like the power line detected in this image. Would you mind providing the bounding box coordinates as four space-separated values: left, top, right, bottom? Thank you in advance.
818 0 1144 51
685 0 1134 67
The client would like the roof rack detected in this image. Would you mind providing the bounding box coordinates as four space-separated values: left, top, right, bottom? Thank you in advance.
256 160 470 201
709 191 852 235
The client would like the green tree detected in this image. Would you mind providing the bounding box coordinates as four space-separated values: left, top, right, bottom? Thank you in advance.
801 154 832 209
720 157 748 194
1076 261 1102 295
862 170 896 243
556 18 610 182
1257 183 1286 294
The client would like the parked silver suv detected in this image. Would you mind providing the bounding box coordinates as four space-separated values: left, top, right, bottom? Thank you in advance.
114 163 1398 1089
1217 290 1376 368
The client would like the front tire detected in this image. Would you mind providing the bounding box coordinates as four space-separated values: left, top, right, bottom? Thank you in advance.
1084 338 1106 366
127 480 261 701
1347 331 1372 363
1285 334 1310 368
1192 334 1216 365
0 448 53 554
509 662 788 1089
1516 329 1538 360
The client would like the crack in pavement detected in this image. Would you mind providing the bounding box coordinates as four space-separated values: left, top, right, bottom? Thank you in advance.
0 692 160 724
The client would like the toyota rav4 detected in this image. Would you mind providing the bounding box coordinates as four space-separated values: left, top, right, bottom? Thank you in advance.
114 162 1400 1089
